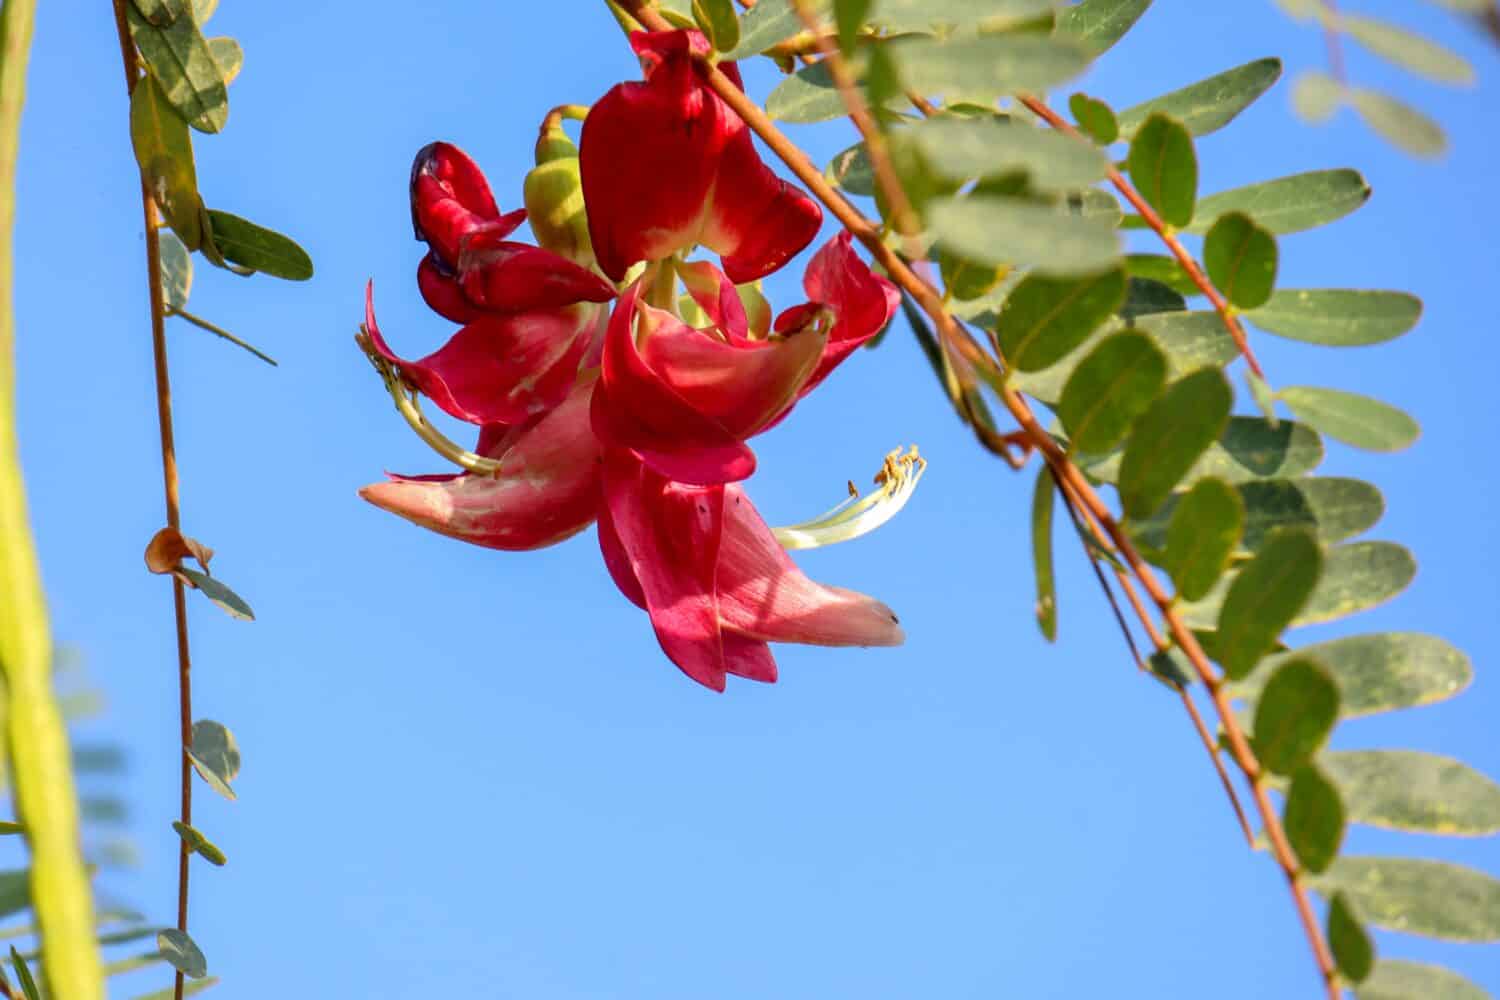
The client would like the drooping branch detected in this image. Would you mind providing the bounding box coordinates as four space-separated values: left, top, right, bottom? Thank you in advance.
0 0 104 995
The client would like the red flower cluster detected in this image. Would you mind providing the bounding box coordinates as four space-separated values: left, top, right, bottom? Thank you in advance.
361 30 905 690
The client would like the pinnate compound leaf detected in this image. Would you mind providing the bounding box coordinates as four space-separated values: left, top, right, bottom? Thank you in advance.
1118 367 1232 520
158 230 193 312
1058 331 1166 454
129 72 203 250
1350 89 1446 158
996 266 1126 372
908 117 1109 191
156 929 207 979
1284 763 1345 873
1030 466 1057 641
1234 633 1471 719
930 195 1121 275
1293 70 1343 123
204 210 313 281
126 6 228 133
1126 113 1196 228
1069 92 1118 144
1247 290 1421 347
1117 57 1281 139
1355 961 1489 1000
1311 857 1500 941
1277 386 1418 453
1188 168 1369 235
1164 477 1242 601
1328 893 1375 984
1203 212 1277 309
1340 15 1474 85
1252 657 1339 774
187 720 239 800
1217 527 1322 679
1321 750 1500 836
890 33 1090 102
1054 0 1151 58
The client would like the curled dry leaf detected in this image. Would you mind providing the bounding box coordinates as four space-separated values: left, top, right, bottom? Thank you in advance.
144 525 215 576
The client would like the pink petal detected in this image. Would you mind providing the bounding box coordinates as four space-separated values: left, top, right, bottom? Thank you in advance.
717 486 905 648
601 451 728 691
789 233 901 394
359 375 602 551
456 234 616 313
703 126 824 284
677 260 749 343
410 141 526 266
722 632 778 683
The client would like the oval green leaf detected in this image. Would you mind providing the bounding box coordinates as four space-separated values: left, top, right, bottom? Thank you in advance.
1297 540 1415 626
1247 289 1421 347
1355 961 1490 1000
1031 465 1057 641
126 6 228 133
158 230 193 313
1058 331 1167 454
1322 750 1500 836
997 268 1127 372
1188 168 1370 235
203 210 313 281
1054 0 1150 57
890 33 1090 102
1164 476 1243 600
1069 92 1119 144
187 720 239 801
1234 633 1472 719
1252 657 1340 774
1351 88 1447 158
1311 857 1500 941
1117 57 1282 139
206 36 242 86
155 929 207 979
1217 527 1322 679
1293 70 1343 123
1340 15 1474 85
129 72 203 250
692 0 741 52
908 116 1109 191
1118 367 1232 520
1278 386 1419 452
1284 763 1345 873
1203 211 1277 310
1126 113 1197 228
927 196 1122 276
1328 892 1375 984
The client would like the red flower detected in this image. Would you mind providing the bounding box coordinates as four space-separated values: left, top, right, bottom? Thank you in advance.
579 30 823 283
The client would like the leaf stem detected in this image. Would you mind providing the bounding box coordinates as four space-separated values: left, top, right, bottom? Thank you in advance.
169 308 278 367
0 0 104 995
108 4 196 999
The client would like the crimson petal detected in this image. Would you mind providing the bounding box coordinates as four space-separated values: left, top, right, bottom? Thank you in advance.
456 233 615 313
410 141 525 267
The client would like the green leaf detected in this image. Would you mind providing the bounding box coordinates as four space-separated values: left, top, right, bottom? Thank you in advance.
175 566 254 621
692 0 740 52
1187 168 1370 235
928 195 1121 275
1203 211 1277 309
1328 893 1375 984
766 60 850 123
1118 367 1232 520
1247 289 1421 347
1252 657 1339 774
1030 465 1057 641
131 0 186 27
126 5 229 133
171 821 227 866
1164 477 1242 600
1284 764 1345 873
1217 527 1322 679
834 0 869 52
1277 386 1419 452
907 117 1109 191
1246 369 1277 424
1054 0 1151 58
1117 57 1282 139
889 33 1090 101
1298 541 1415 626
1132 311 1237 376
1355 961 1490 1000
1311 857 1500 941
1126 113 1196 228
1124 254 1196 296
995 267 1126 372
158 230 193 313
827 142 874 197
191 0 218 22
187 720 239 801
1236 477 1384 551
156 928 207 979
8 947 38 1000
1351 89 1446 158
937 248 1008 303
1292 70 1343 123
206 37 242 86
726 0 820 58
1083 415 1324 485
1058 331 1166 454
1069 92 1118 144
129 72 203 250
203 210 313 281
1340 15 1474 85
1321 750 1500 836
1119 277 1185 319
1234 633 1472 719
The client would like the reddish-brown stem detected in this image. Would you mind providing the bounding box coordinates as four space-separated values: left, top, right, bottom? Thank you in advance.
109 4 195 999
1016 94 1266 381
1318 0 1348 85
618 4 1336 991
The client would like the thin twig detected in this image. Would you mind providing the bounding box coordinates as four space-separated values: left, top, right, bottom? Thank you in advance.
170 309 278 367
1316 0 1348 85
617 4 1337 992
1016 95 1266 381
108 5 196 1000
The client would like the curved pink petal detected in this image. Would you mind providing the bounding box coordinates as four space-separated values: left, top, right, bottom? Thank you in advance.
365 283 591 426
410 141 525 266
602 451 728 691
718 486 905 648
787 233 901 395
456 233 615 313
703 127 824 284
677 260 748 343
359 375 602 551
592 282 755 485
416 254 484 325
638 307 827 439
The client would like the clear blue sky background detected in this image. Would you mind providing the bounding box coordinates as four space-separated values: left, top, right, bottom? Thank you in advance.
6 1 1498 996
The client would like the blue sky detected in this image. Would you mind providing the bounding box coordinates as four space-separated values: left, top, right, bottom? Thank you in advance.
6 1 1499 996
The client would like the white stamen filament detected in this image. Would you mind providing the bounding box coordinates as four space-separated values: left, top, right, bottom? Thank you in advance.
773 447 927 550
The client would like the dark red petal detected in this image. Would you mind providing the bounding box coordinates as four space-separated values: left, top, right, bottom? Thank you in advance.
717 485 905 647
410 141 525 266
456 234 616 313
417 254 484 324
703 128 824 283
602 450 728 691
795 232 901 394
359 375 601 551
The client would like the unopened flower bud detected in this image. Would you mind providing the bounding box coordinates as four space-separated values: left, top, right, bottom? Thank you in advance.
523 155 593 264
